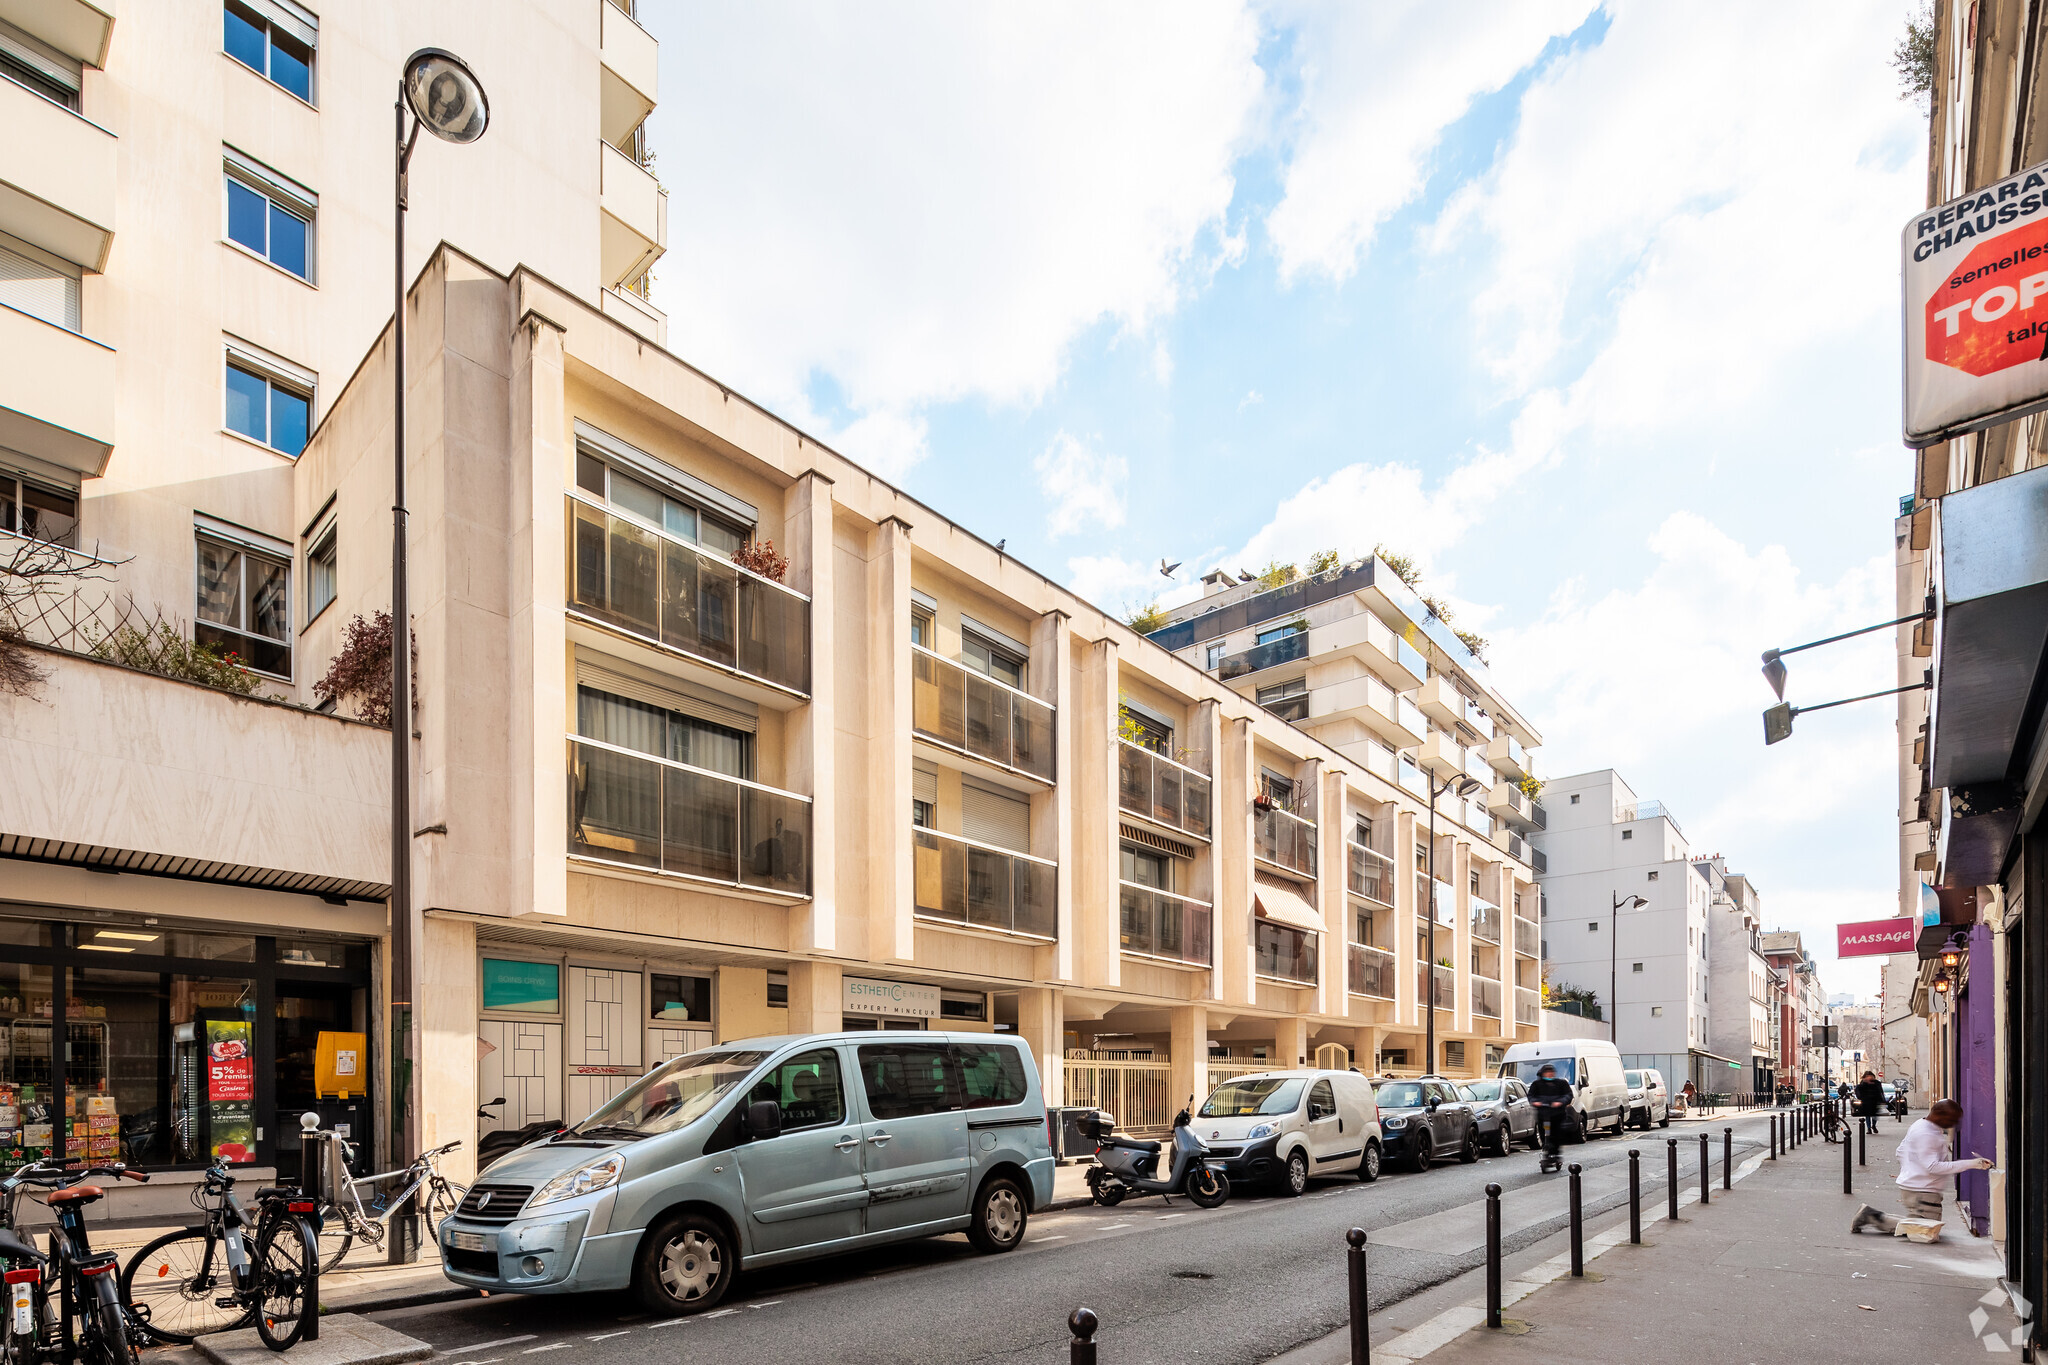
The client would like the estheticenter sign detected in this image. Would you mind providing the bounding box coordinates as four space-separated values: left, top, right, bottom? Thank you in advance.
842 976 940 1019
1836 917 1918 959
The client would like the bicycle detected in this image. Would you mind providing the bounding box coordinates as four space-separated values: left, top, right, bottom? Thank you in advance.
0 1158 151 1365
306 1135 465 1273
118 1163 320 1351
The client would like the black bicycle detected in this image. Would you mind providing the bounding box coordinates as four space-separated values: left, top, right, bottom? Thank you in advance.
0 1158 152 1365
118 1164 319 1351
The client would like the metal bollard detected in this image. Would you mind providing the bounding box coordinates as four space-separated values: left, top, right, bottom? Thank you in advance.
1485 1184 1503 1330
1666 1137 1679 1221
1345 1227 1370 1364
1769 1113 1777 1160
1843 1110 1853 1194
1699 1131 1710 1205
1628 1148 1641 1244
1568 1164 1584 1277
1723 1127 1732 1190
299 1113 323 1343
1069 1308 1099 1365
1859 1118 1867 1167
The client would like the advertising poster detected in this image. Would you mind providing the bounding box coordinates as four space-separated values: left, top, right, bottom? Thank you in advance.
206 1019 255 1163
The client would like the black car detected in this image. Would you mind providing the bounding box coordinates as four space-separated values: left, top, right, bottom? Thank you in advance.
1371 1076 1478 1170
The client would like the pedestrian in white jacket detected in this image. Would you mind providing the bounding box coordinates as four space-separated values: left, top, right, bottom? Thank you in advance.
1850 1099 1990 1235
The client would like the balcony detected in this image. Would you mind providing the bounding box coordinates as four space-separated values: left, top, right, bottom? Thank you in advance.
599 0 658 147
0 303 114 477
1486 733 1529 779
1417 962 1454 1010
913 826 1056 940
1254 921 1319 985
1117 739 1211 841
1473 977 1502 1020
1470 896 1501 944
601 284 667 347
0 0 111 65
600 139 667 287
1464 746 1493 786
1416 877 1456 927
568 493 811 696
1418 731 1466 780
568 736 810 897
912 644 1055 783
1253 804 1317 879
1260 689 1309 723
1531 847 1547 874
1347 943 1395 999
1501 830 1528 862
1217 630 1307 683
1416 675 1463 729
1119 883 1212 967
1488 779 1541 832
1514 916 1539 957
1346 840 1394 907
1399 758 1428 798
1308 611 1426 691
0 76 115 272
1515 986 1541 1027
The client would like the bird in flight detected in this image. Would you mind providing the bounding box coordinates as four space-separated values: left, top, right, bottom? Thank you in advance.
1159 558 1182 578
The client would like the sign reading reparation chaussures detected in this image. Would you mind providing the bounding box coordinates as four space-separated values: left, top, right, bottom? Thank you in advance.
842 976 941 1019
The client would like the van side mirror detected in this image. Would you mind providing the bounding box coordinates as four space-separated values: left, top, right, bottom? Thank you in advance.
742 1099 783 1141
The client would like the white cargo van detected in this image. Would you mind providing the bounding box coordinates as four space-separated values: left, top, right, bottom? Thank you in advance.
1497 1040 1630 1139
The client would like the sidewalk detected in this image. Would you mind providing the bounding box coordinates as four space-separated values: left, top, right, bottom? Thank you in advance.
1361 1121 2021 1363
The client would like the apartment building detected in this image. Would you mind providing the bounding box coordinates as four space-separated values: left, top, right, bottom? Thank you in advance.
1530 770 1719 1088
1147 559 1547 1076
1760 930 1816 1092
1697 857 1773 1097
0 2 1552 1202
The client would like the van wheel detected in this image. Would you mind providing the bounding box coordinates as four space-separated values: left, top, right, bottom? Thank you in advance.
1658 1113 1671 1128
1609 1110 1625 1137
1357 1142 1381 1183
968 1176 1029 1254
1281 1149 1310 1197
635 1213 734 1316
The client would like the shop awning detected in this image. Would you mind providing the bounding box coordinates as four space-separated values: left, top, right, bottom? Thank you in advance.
1931 463 2048 789
1254 878 1324 934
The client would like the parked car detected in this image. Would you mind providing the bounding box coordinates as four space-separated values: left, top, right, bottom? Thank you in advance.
437 1032 1055 1314
1497 1040 1629 1139
1194 1069 1383 1193
1458 1078 1537 1155
1370 1076 1478 1170
1623 1068 1672 1129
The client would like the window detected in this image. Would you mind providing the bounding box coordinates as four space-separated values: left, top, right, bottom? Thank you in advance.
224 352 311 456
305 524 336 619
0 238 81 332
576 448 752 555
576 685 750 778
1355 816 1374 847
1255 677 1307 720
195 527 291 676
911 798 933 828
0 471 78 547
766 970 788 1008
1120 705 1171 754
1647 870 1658 881
223 0 314 102
745 1048 845 1131
1261 770 1295 810
910 607 932 648
856 1043 959 1119
953 1042 1025 1107
1205 642 1225 670
1120 843 1172 891
1621 829 1632 840
0 28 81 110
939 992 987 1023
961 628 1025 689
1588 922 1599 932
1632 962 1644 973
1570 794 1580 804
1255 622 1303 645
1307 1079 1336 1121
224 153 314 280
649 973 711 1022
1414 843 1429 871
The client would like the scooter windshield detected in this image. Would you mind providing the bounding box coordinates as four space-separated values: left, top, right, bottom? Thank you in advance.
1200 1078 1305 1118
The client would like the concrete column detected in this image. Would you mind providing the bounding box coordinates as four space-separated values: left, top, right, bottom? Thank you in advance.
866 518 915 964
784 472 837 954
1396 809 1418 1028
1073 637 1119 989
1192 700 1223 1001
1170 1005 1208 1113
786 960 843 1035
1274 1015 1310 1070
1016 987 1064 1102
1216 718 1256 1006
1317 765 1348 1019
1352 1026 1381 1074
1451 838 1471 1035
1033 610 1075 982
420 916 479 1185
507 309 568 919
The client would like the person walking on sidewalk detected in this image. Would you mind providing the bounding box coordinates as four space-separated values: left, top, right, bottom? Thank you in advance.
1854 1071 1885 1136
1850 1099 1991 1235
1528 1064 1573 1172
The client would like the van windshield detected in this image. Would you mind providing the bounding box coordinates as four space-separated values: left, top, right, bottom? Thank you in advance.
1503 1058 1575 1085
569 1049 771 1138
1200 1079 1305 1118
1624 1070 1644 1087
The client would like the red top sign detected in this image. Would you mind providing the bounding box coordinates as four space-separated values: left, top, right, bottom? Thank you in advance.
1836 917 1917 959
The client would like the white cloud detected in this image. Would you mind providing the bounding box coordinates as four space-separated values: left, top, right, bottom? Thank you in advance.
1264 1 1595 284
1034 431 1128 538
642 2 1264 476
1063 554 1159 616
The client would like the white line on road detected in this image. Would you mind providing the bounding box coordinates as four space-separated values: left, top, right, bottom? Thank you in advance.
522 1345 574 1354
585 1332 631 1342
441 1339 536 1355
1034 1235 1067 1241
701 1309 740 1319
746 1301 782 1310
643 1319 692 1330
1098 1223 1131 1230
1156 1214 1184 1220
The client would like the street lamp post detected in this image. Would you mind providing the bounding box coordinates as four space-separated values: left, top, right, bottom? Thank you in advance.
1425 773 1483 1076
388 47 489 1266
1609 892 1648 1052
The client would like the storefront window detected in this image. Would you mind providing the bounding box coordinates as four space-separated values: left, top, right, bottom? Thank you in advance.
649 974 711 1023
0 963 56 1161
482 958 559 1013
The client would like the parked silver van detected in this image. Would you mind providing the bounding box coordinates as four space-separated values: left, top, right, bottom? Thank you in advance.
438 1032 1055 1313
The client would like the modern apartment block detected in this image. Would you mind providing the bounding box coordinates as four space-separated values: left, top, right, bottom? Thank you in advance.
1696 856 1773 1097
1530 770 1719 1087
0 2 1551 1202
1147 559 1548 1075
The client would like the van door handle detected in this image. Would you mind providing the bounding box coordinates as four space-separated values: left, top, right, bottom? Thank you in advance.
869 1131 893 1146
834 1136 859 1151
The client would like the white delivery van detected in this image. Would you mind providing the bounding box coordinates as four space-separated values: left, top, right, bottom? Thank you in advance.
1497 1040 1630 1139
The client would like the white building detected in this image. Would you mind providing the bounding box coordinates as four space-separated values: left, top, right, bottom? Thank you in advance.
1698 856 1773 1097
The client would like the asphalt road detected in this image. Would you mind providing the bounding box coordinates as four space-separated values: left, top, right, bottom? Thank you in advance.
362 1111 1784 1365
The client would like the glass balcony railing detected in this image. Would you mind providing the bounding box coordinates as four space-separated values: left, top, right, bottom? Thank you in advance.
1515 986 1541 1027
1117 740 1212 840
1399 759 1428 797
1255 921 1319 985
567 736 810 896
911 643 1055 782
1514 916 1539 957
1261 691 1309 723
1416 962 1455 1009
912 826 1056 940
1417 877 1457 927
1218 631 1308 680
1473 977 1502 1019
1119 883 1213 967
1254 805 1317 877
568 494 810 694
1471 896 1501 944
1347 943 1395 999
1347 841 1394 907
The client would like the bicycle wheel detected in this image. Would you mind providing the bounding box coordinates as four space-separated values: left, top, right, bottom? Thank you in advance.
120 1229 250 1345
313 1202 354 1274
423 1180 467 1242
254 1216 316 1353
85 1287 140 1365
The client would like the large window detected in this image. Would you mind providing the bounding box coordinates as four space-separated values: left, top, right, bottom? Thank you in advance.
224 153 314 281
195 528 291 677
577 685 749 778
855 1043 959 1120
961 628 1025 690
305 523 336 618
576 450 747 555
224 352 311 456
0 28 80 110
1 471 77 547
223 0 314 102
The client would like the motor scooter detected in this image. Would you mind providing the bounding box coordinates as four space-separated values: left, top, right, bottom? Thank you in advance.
476 1098 566 1170
1083 1099 1230 1209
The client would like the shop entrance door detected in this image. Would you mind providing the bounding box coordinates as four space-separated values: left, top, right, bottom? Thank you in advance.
565 967 642 1123
273 982 365 1183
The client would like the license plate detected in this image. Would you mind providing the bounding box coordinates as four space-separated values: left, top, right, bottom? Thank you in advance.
450 1231 489 1252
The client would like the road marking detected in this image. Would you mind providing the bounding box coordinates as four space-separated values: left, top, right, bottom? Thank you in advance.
522 1345 573 1355
585 1333 630 1342
1098 1223 1131 1230
643 1319 692 1330
441 1339 535 1355
746 1301 782 1310
701 1309 740 1319
1156 1213 1185 1220
446 1357 503 1364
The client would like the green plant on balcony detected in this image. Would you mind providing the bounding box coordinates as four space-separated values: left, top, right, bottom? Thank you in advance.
1305 548 1341 576
1518 773 1544 799
1372 544 1421 590
314 611 418 726
1545 979 1602 1021
88 620 262 695
1255 559 1299 591
1124 600 1169 634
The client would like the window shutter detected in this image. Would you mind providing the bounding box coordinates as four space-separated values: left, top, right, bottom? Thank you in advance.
576 660 757 733
961 783 1030 852
913 766 937 808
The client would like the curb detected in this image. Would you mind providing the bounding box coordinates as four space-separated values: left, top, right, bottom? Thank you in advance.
321 1284 480 1317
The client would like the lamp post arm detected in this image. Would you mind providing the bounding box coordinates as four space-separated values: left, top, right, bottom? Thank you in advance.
1789 680 1930 717
1763 608 1932 664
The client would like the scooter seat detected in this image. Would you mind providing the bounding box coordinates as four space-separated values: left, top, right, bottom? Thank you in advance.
1102 1136 1161 1154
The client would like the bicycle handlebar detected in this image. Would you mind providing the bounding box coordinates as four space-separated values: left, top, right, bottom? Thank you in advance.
428 1140 462 1157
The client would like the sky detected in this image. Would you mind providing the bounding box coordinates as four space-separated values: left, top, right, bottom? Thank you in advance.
639 1 1929 998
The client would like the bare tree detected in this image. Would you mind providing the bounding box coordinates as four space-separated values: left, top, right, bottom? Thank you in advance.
0 537 120 699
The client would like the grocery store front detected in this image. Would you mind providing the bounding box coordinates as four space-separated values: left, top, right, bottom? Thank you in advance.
0 912 376 1180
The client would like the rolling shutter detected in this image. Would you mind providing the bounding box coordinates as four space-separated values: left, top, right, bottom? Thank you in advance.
961 783 1030 852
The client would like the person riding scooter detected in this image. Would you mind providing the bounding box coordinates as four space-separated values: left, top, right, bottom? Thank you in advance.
1528 1064 1574 1172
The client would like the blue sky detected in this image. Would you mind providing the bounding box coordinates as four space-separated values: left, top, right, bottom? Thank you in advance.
641 2 1928 996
